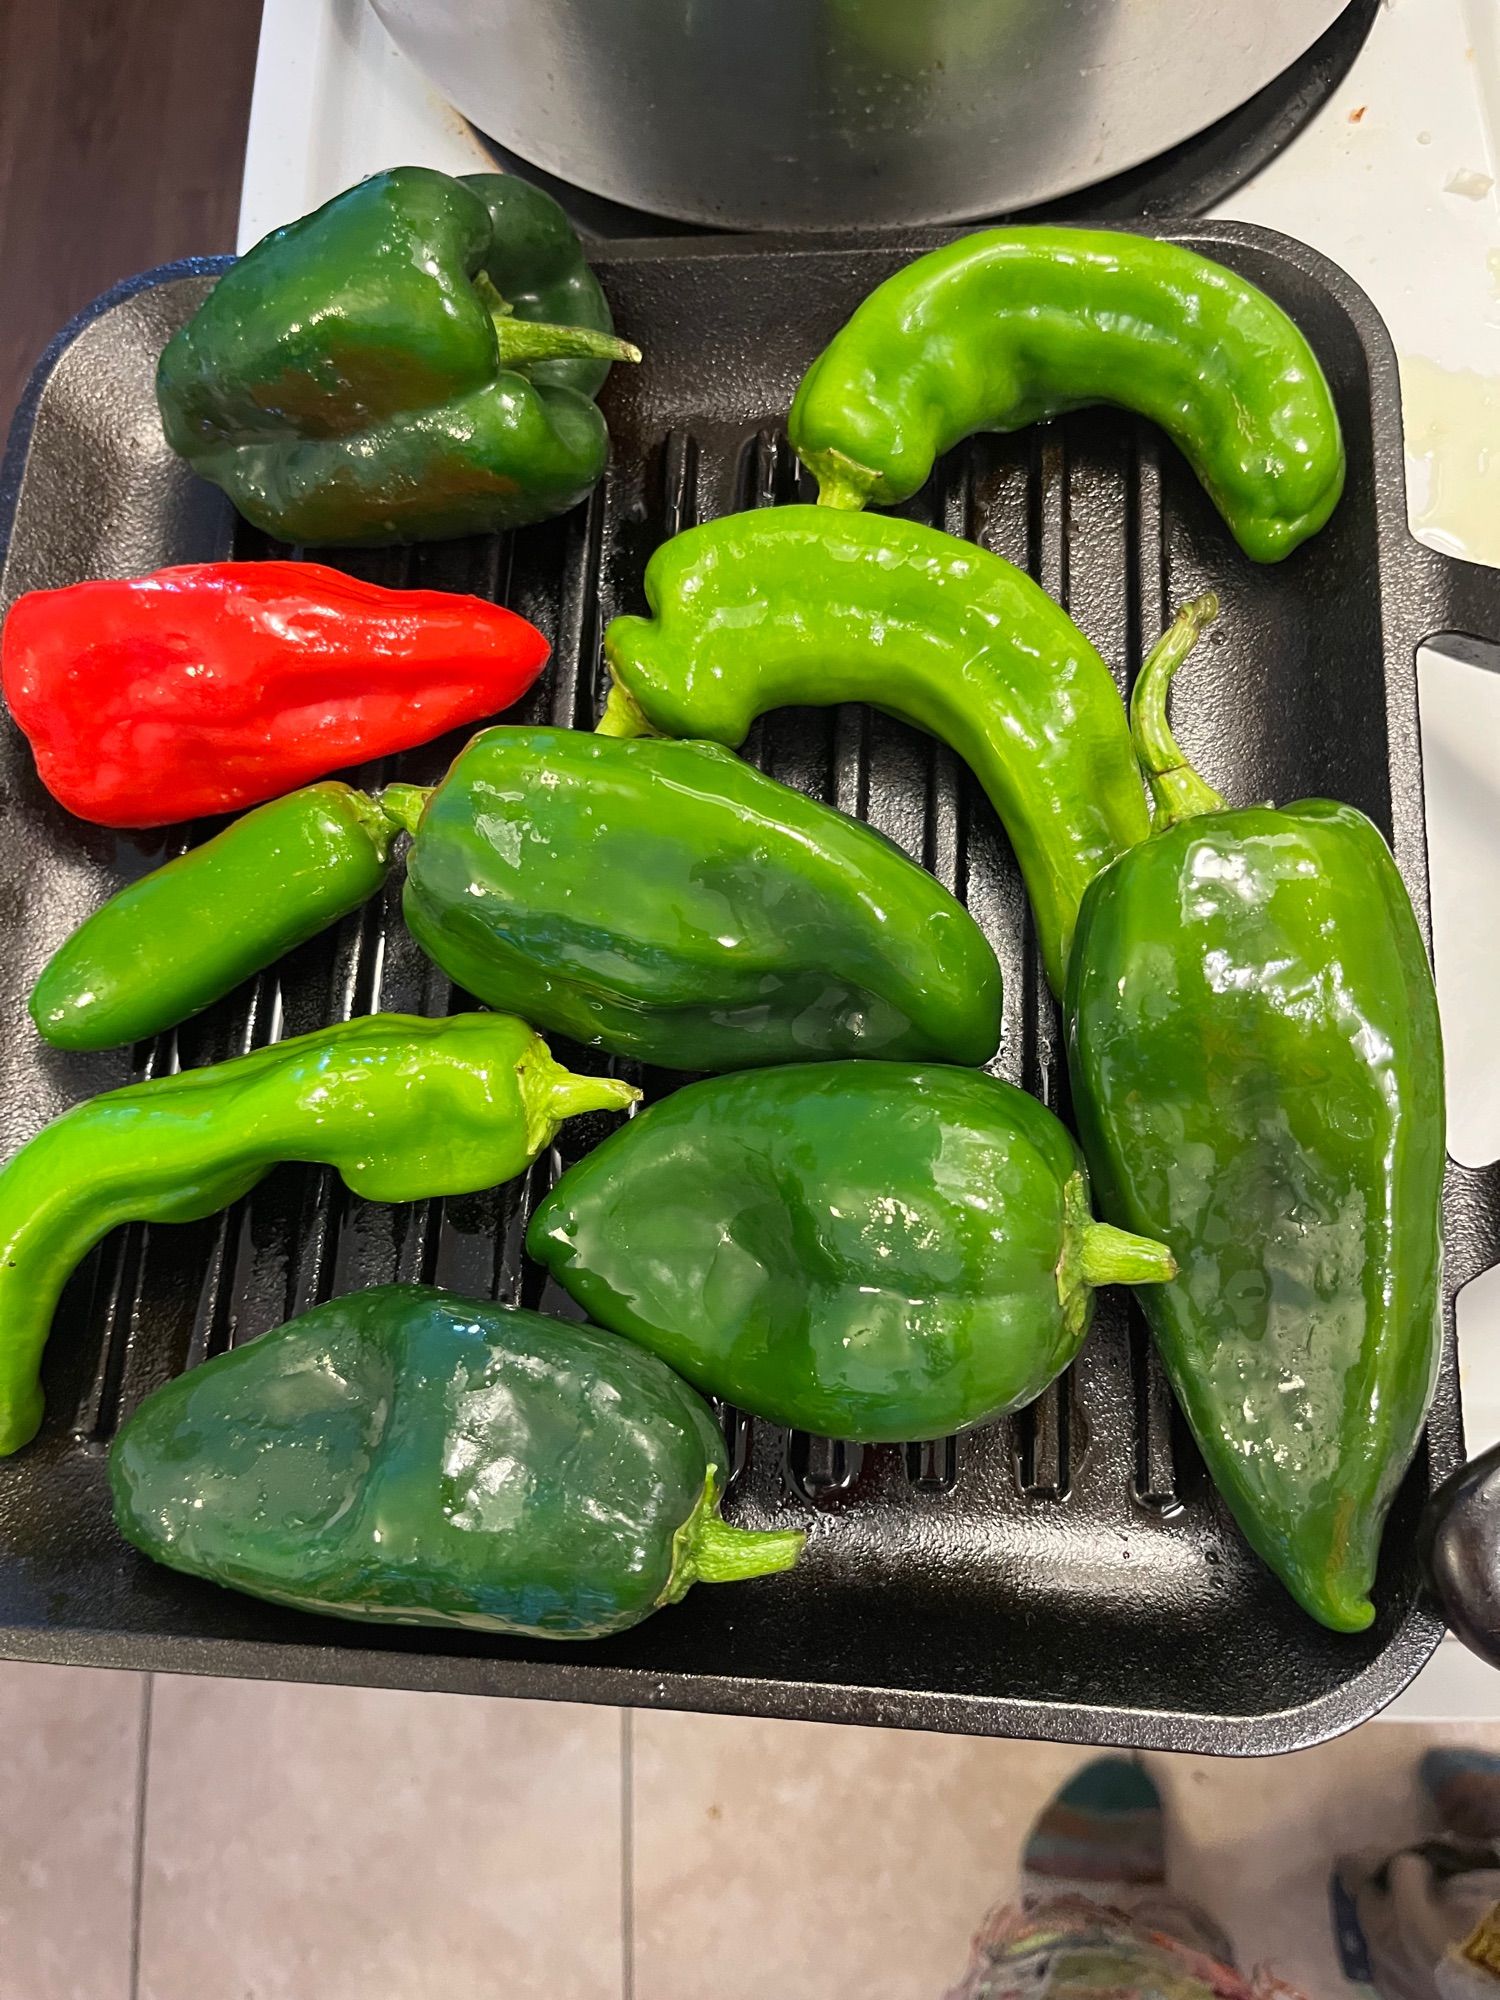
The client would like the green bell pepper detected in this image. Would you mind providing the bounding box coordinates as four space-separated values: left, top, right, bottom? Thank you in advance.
600 505 1147 995
30 783 396 1051
0 1013 636 1456
157 168 639 547
528 1061 1174 1441
788 227 1345 563
110 1285 804 1639
1065 597 1445 1632
382 725 1002 1072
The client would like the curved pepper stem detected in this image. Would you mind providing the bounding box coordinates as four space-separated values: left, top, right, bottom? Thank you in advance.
474 276 641 368
517 1041 640 1159
1129 593 1227 831
693 1517 807 1583
491 316 642 368
660 1472 806 1602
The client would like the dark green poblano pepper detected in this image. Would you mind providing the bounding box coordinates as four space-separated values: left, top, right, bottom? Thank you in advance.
110 1285 804 1640
1065 597 1445 1633
0 1014 636 1456
528 1061 1174 1442
157 168 639 546
383 725 1002 1072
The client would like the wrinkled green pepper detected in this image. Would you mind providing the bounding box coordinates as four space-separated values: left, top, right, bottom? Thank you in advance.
1065 597 1445 1632
0 1013 636 1455
31 783 396 1051
528 1061 1174 1441
601 506 1147 994
789 227 1345 563
383 725 1002 1071
157 168 638 546
110 1285 804 1639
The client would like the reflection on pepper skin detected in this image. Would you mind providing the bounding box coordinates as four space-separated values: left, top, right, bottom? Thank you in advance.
1066 599 1444 1634
788 227 1346 563
390 725 1002 1074
110 1286 804 1639
602 506 1150 995
528 1060 1174 1442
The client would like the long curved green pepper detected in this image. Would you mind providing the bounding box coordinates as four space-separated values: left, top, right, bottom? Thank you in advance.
0 1013 637 1455
602 505 1148 995
789 227 1345 562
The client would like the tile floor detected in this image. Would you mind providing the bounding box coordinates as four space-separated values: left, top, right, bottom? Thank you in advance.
2 1657 1497 2000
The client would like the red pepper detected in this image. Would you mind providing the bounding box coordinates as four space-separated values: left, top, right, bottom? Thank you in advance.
1 561 550 826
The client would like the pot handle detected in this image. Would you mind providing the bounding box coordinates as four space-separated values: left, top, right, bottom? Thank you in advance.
1423 1439 1500 1670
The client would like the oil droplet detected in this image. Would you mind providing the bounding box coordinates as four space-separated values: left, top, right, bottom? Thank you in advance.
1403 356 1500 566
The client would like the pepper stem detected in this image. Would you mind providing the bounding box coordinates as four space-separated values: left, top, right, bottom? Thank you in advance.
545 1069 642 1122
693 1517 807 1583
660 1471 806 1603
1129 593 1226 830
378 784 434 838
1056 1174 1174 1340
595 676 658 739
804 446 880 511
516 1036 640 1159
345 786 402 860
1079 1221 1178 1289
492 316 642 367
473 274 641 367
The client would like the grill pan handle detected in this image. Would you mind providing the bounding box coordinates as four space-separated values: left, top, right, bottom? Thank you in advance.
1413 548 1500 1667
1424 1439 1500 1671
1422 547 1500 649
1424 1159 1500 1667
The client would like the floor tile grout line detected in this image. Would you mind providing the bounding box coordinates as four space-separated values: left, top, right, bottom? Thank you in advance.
127 1673 155 2000
621 1707 635 2000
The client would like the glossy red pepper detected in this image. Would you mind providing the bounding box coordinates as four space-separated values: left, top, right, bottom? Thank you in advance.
0 561 550 826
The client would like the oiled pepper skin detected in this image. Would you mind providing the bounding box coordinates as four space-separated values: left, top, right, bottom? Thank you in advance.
391 726 1002 1073
30 784 396 1052
602 507 1148 995
1065 604 1444 1633
156 169 634 546
110 1286 804 1640
789 227 1345 562
528 1062 1174 1442
0 1014 636 1457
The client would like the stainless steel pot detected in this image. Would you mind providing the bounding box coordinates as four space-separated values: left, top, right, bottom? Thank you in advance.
370 0 1350 230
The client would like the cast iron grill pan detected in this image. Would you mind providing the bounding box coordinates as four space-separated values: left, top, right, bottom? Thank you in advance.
2 225 1498 1752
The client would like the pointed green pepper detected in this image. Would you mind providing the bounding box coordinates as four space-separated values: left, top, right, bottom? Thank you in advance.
0 1013 637 1456
1065 598 1445 1632
30 783 397 1052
